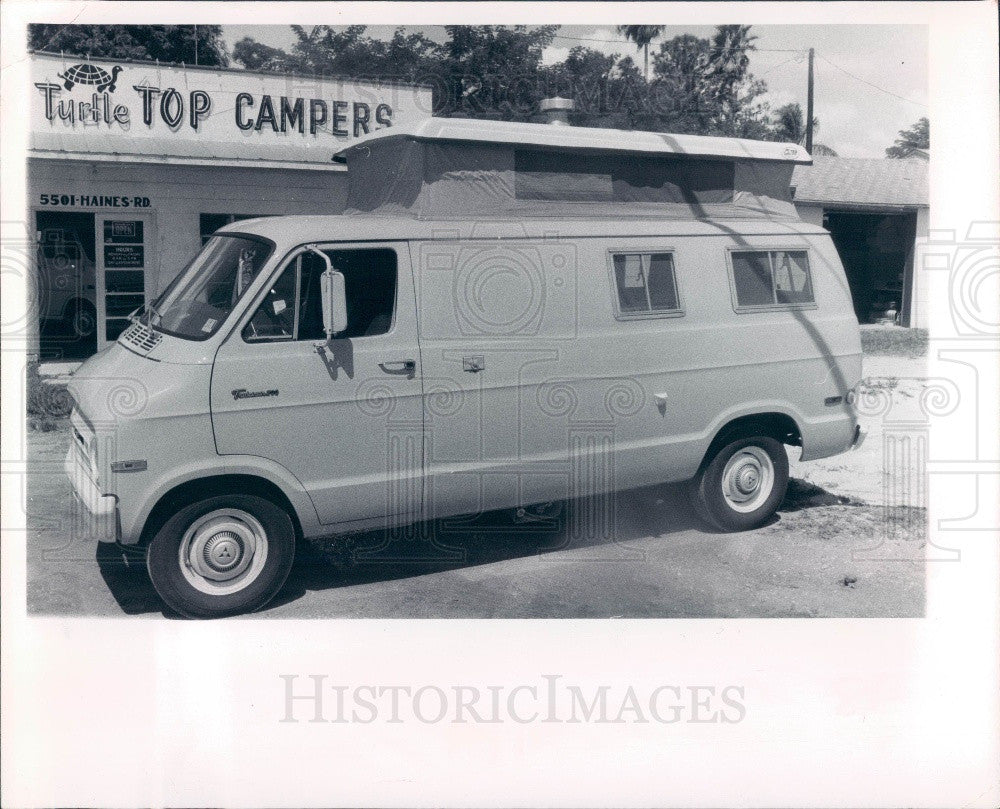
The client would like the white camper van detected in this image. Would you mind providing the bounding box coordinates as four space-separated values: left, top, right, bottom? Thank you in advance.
65 119 864 618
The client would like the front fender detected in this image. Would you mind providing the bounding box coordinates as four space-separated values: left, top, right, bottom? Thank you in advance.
119 454 322 545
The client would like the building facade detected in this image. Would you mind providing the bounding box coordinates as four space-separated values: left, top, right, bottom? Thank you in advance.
28 51 433 359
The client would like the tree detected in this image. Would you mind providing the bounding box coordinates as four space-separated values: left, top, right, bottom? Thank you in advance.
28 24 228 66
708 25 757 102
234 25 442 82
769 102 819 144
886 117 929 158
650 26 770 137
438 25 557 119
232 25 561 119
230 38 296 72
541 46 618 125
617 25 665 80
228 24 779 138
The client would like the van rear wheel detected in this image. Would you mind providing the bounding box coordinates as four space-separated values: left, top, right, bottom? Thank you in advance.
146 494 295 618
690 435 788 532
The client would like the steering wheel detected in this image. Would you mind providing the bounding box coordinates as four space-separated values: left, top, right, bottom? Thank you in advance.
249 294 293 338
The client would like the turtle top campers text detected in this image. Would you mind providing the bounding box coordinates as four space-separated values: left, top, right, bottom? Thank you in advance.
34 61 396 138
35 82 394 137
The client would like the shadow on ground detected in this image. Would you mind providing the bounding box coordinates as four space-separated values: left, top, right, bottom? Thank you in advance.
96 477 863 618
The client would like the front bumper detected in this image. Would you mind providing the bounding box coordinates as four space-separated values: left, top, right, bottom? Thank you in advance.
64 440 120 543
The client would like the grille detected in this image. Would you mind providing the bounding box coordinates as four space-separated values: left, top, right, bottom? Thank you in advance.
120 321 162 353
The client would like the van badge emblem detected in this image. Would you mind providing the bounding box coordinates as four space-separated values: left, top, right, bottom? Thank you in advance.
232 388 279 401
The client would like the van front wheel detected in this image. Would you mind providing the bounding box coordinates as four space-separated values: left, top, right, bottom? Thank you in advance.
690 436 788 532
146 494 295 618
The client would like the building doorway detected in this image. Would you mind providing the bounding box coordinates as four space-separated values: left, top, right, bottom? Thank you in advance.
35 211 97 360
824 210 917 326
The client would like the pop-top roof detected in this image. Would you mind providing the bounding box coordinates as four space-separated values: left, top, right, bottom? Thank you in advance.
334 118 813 165
334 118 808 221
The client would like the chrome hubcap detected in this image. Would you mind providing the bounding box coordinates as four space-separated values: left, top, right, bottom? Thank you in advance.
721 447 775 513
203 531 244 572
179 509 269 595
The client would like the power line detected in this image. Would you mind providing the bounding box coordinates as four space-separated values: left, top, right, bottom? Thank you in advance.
817 53 928 108
550 31 807 54
757 52 807 77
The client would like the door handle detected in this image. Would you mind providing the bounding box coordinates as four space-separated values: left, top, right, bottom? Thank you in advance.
463 355 485 373
378 359 416 379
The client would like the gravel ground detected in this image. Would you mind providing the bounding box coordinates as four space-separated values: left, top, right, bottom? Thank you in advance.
23 351 927 619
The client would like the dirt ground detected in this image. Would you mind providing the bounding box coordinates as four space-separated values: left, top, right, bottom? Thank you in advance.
22 348 926 619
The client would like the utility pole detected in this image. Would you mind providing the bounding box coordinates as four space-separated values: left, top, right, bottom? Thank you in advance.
805 47 815 154
194 25 199 66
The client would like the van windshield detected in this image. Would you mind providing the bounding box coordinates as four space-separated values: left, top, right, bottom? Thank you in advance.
145 234 274 340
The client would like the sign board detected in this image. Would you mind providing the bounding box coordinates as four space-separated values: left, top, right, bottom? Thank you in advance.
30 53 434 165
104 245 145 268
104 219 144 244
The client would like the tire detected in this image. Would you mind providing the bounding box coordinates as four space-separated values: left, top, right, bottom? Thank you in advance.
689 435 789 532
66 301 97 339
146 494 295 618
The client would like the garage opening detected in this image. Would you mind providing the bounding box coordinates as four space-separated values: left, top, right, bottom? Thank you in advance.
824 210 917 326
35 211 97 360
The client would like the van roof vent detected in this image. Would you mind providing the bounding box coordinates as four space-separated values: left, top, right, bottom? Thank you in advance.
538 97 574 126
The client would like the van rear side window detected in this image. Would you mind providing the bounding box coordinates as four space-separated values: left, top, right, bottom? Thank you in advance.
730 249 814 310
611 252 681 318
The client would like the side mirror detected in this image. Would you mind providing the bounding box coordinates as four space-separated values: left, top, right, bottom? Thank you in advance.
320 267 348 339
307 245 347 339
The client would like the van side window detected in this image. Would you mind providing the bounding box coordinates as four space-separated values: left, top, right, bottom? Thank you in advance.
731 249 814 309
298 248 397 340
242 259 298 341
611 252 681 317
243 247 397 342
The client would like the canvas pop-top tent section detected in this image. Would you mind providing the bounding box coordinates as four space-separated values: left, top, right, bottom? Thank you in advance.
333 118 812 220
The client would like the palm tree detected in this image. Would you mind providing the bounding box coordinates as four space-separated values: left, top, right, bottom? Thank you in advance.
617 25 665 81
771 102 818 145
707 25 757 101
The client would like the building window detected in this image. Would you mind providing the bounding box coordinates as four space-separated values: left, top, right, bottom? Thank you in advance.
200 214 270 245
244 247 397 342
611 252 681 317
730 249 814 309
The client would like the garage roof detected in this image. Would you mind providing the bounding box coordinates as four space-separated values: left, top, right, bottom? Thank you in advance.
791 156 928 208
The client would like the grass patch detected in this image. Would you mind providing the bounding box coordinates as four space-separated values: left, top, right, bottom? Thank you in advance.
860 325 928 358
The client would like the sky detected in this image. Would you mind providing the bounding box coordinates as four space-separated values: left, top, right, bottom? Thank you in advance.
221 24 928 159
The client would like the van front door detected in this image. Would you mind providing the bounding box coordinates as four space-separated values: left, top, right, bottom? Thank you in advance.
210 242 423 528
